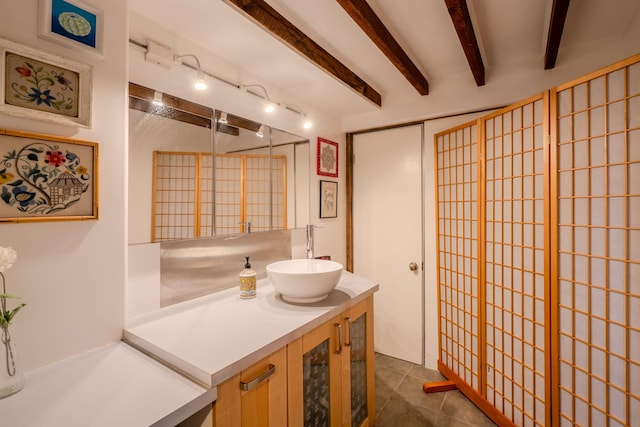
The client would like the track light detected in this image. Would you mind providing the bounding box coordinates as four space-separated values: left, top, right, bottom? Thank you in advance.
174 53 207 91
242 84 277 113
284 103 313 129
152 91 164 107
219 112 228 124
256 125 265 138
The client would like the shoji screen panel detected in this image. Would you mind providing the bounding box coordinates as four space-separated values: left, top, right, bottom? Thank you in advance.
199 153 214 237
483 95 549 426
245 155 272 232
152 151 198 241
435 121 482 393
271 155 287 230
551 55 640 427
215 154 242 235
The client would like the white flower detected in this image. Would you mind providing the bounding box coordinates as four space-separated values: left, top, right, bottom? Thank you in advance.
0 247 17 273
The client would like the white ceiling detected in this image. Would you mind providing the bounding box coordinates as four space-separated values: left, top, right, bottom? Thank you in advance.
129 0 640 122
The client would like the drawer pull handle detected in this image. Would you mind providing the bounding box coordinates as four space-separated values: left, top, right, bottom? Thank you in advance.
335 323 343 354
240 364 276 391
344 316 352 346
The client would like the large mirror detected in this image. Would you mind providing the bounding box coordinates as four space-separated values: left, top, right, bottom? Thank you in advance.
128 83 310 244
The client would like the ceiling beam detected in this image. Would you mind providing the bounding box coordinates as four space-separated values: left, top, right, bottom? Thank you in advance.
444 0 485 86
544 0 571 70
336 0 429 95
222 0 382 107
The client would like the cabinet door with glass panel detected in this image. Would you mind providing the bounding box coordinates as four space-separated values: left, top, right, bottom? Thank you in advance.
287 296 375 427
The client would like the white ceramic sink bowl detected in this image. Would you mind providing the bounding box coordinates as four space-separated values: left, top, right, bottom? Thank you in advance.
267 259 344 303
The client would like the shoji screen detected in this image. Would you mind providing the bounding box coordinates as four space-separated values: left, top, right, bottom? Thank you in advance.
483 95 549 426
152 151 198 241
215 153 242 235
551 57 640 426
435 122 482 393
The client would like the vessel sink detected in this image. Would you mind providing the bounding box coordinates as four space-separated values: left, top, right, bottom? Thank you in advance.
267 259 344 303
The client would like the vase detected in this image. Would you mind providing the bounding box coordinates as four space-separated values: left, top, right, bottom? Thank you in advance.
0 326 25 399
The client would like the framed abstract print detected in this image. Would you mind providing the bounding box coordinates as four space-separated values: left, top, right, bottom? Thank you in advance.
38 0 104 59
319 180 337 219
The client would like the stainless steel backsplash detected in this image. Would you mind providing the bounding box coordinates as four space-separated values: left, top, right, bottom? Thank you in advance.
160 230 292 307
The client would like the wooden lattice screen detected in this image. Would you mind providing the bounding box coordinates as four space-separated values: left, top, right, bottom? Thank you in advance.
435 122 482 392
153 151 286 240
434 54 640 427
551 56 640 427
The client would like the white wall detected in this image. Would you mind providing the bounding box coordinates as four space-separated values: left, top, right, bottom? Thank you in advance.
0 0 128 370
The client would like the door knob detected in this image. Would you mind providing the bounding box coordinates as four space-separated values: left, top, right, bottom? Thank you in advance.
409 262 418 271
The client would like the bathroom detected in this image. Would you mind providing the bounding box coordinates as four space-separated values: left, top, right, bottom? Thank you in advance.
0 0 639 426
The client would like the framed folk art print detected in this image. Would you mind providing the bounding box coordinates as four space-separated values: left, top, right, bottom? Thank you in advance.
0 128 98 222
0 37 93 127
317 137 338 177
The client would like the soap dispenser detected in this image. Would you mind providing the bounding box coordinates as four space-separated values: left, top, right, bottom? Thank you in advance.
239 256 257 299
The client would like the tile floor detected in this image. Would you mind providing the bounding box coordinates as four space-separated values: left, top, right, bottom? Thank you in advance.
374 353 497 427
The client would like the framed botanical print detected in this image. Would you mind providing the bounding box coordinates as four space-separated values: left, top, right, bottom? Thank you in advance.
319 180 337 219
38 0 104 59
317 137 338 177
0 128 98 222
0 37 93 127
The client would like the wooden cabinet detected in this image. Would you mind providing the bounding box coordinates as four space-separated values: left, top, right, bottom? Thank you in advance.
288 296 375 427
214 346 287 427
213 295 375 427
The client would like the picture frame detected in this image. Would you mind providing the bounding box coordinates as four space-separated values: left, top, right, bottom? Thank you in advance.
319 180 337 219
0 37 92 127
38 0 104 59
0 128 98 222
317 137 338 177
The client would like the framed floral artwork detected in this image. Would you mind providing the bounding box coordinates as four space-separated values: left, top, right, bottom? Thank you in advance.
319 180 337 219
0 128 98 222
38 0 104 59
317 137 338 177
0 37 92 127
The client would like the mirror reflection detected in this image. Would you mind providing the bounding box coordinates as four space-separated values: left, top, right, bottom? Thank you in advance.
127 83 310 245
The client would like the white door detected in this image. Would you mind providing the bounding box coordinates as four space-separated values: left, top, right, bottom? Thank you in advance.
353 125 423 364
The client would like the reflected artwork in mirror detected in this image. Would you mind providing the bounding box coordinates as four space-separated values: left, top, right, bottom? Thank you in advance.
128 82 310 244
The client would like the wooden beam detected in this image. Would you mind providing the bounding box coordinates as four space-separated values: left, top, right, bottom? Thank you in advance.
222 0 382 107
444 0 485 86
336 0 429 95
544 0 571 70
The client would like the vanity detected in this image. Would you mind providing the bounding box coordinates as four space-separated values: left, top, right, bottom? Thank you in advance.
125 271 378 426
0 272 377 426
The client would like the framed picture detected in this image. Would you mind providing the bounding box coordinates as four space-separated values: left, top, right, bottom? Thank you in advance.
0 37 92 127
319 180 337 219
0 128 98 222
317 137 338 177
38 0 104 59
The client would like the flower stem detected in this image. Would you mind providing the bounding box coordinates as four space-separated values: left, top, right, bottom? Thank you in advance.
1 326 16 376
1 272 6 319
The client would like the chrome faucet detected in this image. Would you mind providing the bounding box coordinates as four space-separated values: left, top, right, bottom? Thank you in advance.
306 224 321 259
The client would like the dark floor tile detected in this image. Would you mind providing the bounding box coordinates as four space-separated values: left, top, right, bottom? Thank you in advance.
374 394 439 427
375 352 414 375
395 371 446 413
438 390 496 427
406 364 448 383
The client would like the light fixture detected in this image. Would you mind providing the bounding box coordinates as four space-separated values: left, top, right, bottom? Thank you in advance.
152 91 164 107
174 53 207 91
284 103 313 129
242 84 277 113
219 112 228 124
256 125 265 138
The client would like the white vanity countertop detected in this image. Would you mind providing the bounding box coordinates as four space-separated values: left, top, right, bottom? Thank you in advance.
124 270 379 388
0 341 216 427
